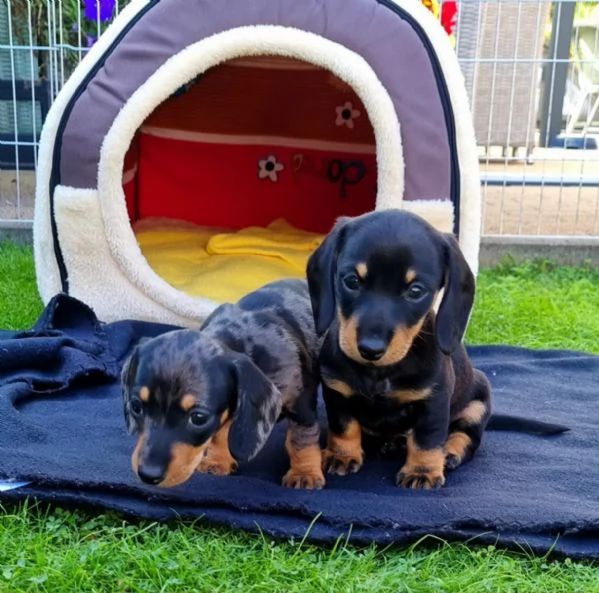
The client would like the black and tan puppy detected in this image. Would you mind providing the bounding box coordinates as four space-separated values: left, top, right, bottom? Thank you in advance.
121 278 325 490
307 209 567 489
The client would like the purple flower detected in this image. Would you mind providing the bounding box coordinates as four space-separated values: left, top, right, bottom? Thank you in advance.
83 0 116 22
70 22 97 48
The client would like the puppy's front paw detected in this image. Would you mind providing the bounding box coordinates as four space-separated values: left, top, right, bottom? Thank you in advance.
322 448 364 476
282 468 325 490
396 464 445 489
197 447 238 476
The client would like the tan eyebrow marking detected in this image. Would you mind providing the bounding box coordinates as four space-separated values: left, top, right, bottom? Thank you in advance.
181 394 197 411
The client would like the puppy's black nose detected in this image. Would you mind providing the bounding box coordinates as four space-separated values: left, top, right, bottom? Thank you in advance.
357 339 386 361
138 463 165 485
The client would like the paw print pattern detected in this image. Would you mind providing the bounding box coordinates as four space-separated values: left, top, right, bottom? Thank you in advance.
258 155 284 182
335 101 361 129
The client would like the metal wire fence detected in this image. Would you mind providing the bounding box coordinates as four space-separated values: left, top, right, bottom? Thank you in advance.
454 0 599 238
0 0 598 237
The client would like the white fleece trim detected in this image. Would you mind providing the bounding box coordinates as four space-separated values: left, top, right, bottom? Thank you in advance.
33 0 153 304
98 25 403 321
53 186 207 325
387 0 482 275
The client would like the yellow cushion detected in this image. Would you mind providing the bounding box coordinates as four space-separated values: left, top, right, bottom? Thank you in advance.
135 218 324 304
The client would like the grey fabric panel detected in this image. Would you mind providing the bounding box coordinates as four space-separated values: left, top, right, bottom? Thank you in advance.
60 0 451 202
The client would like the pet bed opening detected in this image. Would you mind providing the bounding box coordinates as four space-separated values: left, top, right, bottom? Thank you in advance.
121 56 378 303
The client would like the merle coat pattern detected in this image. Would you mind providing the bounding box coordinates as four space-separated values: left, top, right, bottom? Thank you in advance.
121 279 325 490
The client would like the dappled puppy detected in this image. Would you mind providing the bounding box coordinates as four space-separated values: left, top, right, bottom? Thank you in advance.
307 209 567 489
121 279 325 490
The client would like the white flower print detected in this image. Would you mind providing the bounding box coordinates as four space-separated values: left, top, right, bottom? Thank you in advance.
258 155 284 182
335 101 361 129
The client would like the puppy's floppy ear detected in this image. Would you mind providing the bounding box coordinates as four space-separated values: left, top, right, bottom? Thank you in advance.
435 233 476 355
121 346 141 435
306 216 350 336
227 354 282 463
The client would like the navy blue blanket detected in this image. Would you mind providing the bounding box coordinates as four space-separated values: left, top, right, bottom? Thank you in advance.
1 295 598 559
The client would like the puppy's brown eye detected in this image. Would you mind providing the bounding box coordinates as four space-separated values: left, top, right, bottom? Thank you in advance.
189 410 209 427
130 397 143 416
406 283 427 301
343 274 361 291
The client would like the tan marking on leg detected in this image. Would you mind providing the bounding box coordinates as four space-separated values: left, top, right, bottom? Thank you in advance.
444 431 471 461
356 262 368 279
198 419 238 476
457 400 487 425
405 268 417 283
323 375 354 398
328 420 362 458
282 426 325 490
389 387 432 404
139 386 150 402
396 432 445 489
180 394 197 412
323 419 364 476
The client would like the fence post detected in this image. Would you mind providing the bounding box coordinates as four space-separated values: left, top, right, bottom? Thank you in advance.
538 0 576 147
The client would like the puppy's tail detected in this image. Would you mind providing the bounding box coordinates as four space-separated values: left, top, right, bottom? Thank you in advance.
487 413 570 435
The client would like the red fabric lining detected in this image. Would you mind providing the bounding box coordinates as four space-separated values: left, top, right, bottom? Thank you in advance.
128 132 376 233
122 57 379 232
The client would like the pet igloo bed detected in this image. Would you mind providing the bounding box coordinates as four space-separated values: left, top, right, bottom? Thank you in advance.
33 0 482 327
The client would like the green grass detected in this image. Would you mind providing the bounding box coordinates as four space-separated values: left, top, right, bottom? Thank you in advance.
469 258 599 354
1 242 598 592
0 242 44 330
